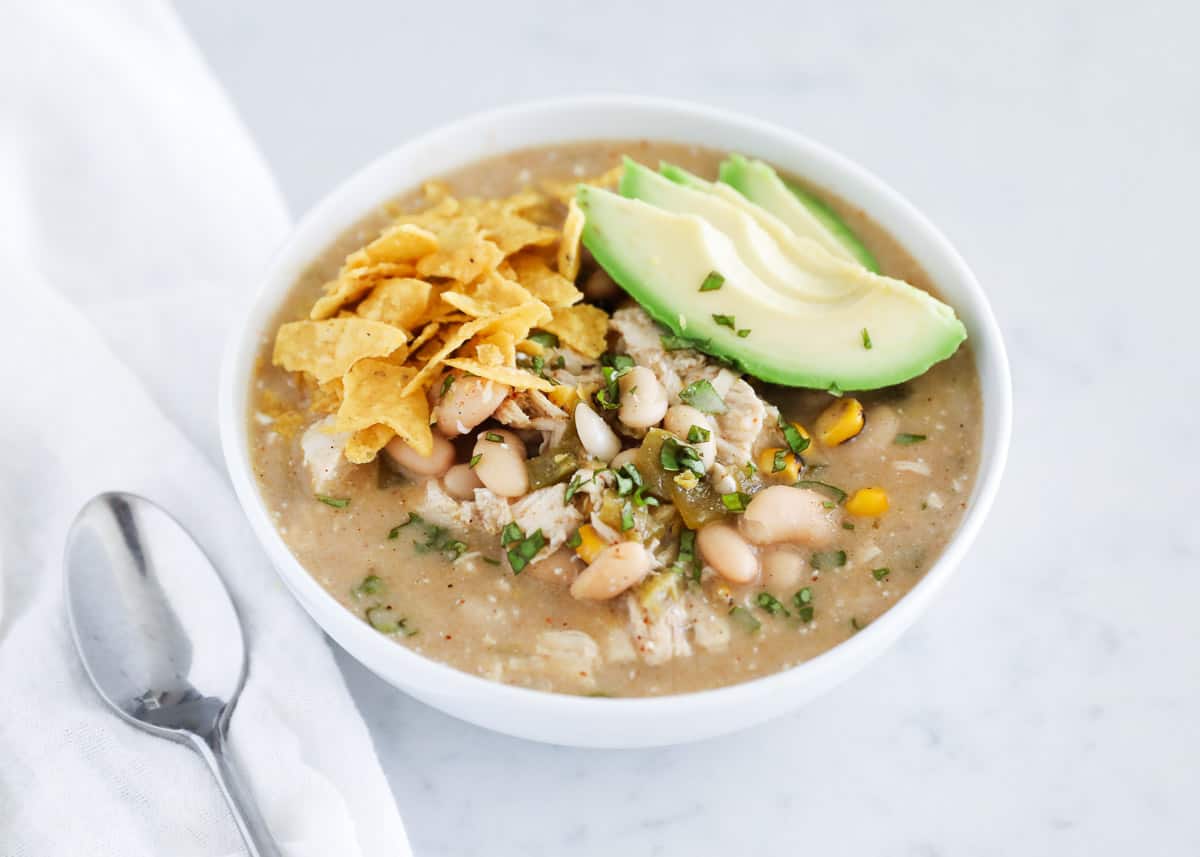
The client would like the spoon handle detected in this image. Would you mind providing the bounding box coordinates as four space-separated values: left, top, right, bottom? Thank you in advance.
191 728 284 857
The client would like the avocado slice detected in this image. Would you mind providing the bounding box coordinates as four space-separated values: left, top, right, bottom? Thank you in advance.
620 159 857 303
717 154 879 272
577 184 966 391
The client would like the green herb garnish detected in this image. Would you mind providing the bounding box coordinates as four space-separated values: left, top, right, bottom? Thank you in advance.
366 605 416 635
673 529 700 582
507 528 546 573
811 550 847 570
777 413 811 456
861 328 872 350
793 588 814 623
661 334 707 351
528 330 559 348
566 530 582 549
482 556 501 565
872 567 891 581
500 522 524 547
352 574 385 599
614 462 643 497
721 492 751 513
659 436 705 478
737 328 751 338
755 592 790 617
772 449 789 473
687 424 711 443
564 471 591 503
485 432 504 443
619 502 635 532
316 494 349 509
440 374 455 397
388 513 421 539
795 480 847 504
895 433 927 445
842 521 855 530
551 355 566 369
468 453 482 468
679 379 727 414
712 314 736 330
699 271 725 292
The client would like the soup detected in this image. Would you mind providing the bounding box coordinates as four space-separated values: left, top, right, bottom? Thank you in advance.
248 141 982 697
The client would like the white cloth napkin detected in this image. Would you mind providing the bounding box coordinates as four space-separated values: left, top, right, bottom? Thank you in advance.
0 2 411 855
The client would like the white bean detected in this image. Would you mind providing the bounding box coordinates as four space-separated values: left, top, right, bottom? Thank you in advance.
761 546 806 592
739 485 840 547
442 463 483 500
574 402 621 462
384 432 455 478
618 366 668 429
610 448 640 471
663 404 717 470
435 375 510 436
472 429 528 498
570 541 652 600
697 522 759 584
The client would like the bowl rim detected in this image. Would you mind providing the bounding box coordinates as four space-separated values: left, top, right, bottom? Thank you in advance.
218 94 1012 741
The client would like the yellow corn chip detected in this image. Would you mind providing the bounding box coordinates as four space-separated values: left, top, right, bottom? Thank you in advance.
344 424 395 464
310 377 344 414
557 197 584 282
407 321 441 354
416 218 504 282
475 343 504 367
356 278 435 330
475 300 553 343
273 318 407 384
541 304 609 358
257 390 304 438
441 358 555 392
401 321 478 395
477 330 517 365
336 359 432 455
440 272 533 317
346 223 438 271
509 253 582 308
471 205 558 256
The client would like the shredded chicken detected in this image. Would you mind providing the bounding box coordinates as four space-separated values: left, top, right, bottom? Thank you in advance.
610 306 706 398
300 417 349 492
472 488 512 534
625 593 693 666
416 480 476 530
511 485 583 559
506 629 600 692
712 378 769 465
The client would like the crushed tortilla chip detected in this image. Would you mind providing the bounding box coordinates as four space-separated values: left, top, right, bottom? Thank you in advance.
440 273 533 317
541 304 609 358
416 218 504 282
356 278 435 330
475 343 505 367
475 300 553 343
465 200 558 255
346 223 438 271
509 252 582 308
344 424 395 464
336 359 432 455
557 197 585 282
441 358 554 392
406 321 442 355
273 318 407 383
476 330 517 366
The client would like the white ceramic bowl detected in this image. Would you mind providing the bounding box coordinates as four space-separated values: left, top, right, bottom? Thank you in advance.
219 96 1012 748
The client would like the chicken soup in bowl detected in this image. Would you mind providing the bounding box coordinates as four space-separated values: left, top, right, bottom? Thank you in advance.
222 97 1010 746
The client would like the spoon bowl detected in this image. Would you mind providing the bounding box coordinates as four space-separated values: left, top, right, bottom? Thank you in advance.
65 492 279 856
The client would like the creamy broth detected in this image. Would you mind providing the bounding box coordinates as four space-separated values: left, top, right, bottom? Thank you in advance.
248 141 982 696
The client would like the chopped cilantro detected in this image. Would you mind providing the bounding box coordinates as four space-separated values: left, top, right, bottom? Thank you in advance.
619 502 635 532
551 355 566 369
699 271 725 292
777 413 811 456
316 494 349 509
485 432 504 443
614 463 643 497
712 314 736 329
861 328 873 350
468 453 482 468
811 550 847 570
507 528 546 573
793 588 814 623
528 330 559 348
440 374 455 397
772 449 789 473
387 513 420 539
687 424 711 443
737 328 751 338
482 556 501 565
720 492 751 512
673 529 700 581
895 433 927 445
842 521 856 530
679 379 727 414
566 529 582 549
755 592 790 617
500 522 524 547
872 567 891 581
564 471 591 502
352 574 384 599
795 480 847 504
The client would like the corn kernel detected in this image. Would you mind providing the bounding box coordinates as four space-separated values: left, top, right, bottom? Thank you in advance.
757 447 802 482
815 398 864 446
845 486 889 517
574 524 606 564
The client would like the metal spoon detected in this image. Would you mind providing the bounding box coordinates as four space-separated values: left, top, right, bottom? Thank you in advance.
65 492 281 857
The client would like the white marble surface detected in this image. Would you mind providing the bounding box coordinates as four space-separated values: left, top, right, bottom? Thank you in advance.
176 2 1200 853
